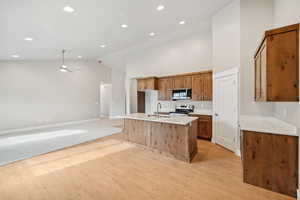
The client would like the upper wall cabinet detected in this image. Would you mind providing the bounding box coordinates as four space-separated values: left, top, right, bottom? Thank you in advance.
138 71 213 101
255 24 299 102
157 78 173 101
192 72 213 101
172 76 192 89
137 77 158 91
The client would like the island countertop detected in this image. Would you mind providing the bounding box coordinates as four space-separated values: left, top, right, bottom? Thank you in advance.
239 115 298 136
123 113 198 126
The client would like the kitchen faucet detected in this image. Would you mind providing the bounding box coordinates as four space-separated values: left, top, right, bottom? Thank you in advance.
157 102 162 117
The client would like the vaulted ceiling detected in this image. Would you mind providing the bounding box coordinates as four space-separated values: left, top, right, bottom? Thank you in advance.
0 0 232 60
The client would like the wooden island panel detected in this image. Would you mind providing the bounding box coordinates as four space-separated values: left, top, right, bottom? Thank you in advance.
242 131 298 197
124 119 198 162
124 119 150 146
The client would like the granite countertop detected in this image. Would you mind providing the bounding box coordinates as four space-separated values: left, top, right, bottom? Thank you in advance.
239 115 298 136
123 113 198 126
189 109 213 116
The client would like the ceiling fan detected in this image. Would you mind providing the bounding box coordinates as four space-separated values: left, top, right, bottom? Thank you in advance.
59 49 72 72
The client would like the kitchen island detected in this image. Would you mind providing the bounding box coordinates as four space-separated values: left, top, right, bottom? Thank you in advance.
123 113 198 162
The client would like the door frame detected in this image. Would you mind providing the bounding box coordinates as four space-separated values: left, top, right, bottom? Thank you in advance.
212 67 240 156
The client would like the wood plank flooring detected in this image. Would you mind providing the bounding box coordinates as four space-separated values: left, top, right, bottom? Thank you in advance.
0 133 295 200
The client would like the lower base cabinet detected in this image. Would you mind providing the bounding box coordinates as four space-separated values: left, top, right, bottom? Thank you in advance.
189 115 212 140
242 131 298 197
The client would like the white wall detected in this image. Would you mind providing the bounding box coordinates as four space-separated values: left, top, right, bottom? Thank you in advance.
273 0 300 28
100 83 112 117
126 31 212 79
212 0 240 72
0 60 111 131
272 0 300 129
240 0 275 116
212 0 274 117
110 68 126 117
125 30 213 113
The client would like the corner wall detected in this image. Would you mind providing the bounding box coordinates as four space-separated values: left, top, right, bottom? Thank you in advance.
239 0 275 116
272 0 300 129
212 0 240 73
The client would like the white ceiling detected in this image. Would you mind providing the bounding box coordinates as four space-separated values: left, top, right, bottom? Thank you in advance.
0 0 232 61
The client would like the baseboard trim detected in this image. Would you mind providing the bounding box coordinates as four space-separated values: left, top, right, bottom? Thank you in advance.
211 137 216 144
0 118 100 135
109 115 124 119
235 149 241 157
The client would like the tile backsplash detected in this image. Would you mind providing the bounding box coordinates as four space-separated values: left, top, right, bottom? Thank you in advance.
145 90 212 114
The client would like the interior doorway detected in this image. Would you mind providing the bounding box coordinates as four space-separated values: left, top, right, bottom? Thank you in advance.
100 83 112 117
213 68 239 154
137 91 146 113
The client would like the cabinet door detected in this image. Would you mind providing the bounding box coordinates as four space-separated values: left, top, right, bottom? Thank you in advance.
198 116 212 139
192 75 203 101
202 73 212 101
173 76 185 89
255 53 261 101
146 78 157 90
173 76 192 89
267 30 299 101
137 79 146 91
146 78 154 90
260 43 267 101
184 76 192 89
188 115 212 140
158 78 172 100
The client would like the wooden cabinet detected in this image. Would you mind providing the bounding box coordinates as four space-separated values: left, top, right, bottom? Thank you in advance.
137 77 158 91
124 119 149 145
172 76 192 89
137 71 213 102
255 24 299 101
192 72 212 101
189 114 212 140
242 131 298 197
124 118 198 162
157 78 172 101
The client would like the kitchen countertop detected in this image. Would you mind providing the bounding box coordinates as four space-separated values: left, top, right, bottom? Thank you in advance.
123 113 198 126
189 109 213 116
239 115 298 136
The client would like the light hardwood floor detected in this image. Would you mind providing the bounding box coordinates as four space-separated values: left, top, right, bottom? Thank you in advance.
0 133 295 200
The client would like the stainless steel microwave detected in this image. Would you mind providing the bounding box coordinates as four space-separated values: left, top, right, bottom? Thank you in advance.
172 89 192 101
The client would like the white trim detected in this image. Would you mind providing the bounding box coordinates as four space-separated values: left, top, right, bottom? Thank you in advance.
235 149 241 157
0 118 100 135
297 189 300 200
213 67 239 78
213 67 240 153
109 115 124 119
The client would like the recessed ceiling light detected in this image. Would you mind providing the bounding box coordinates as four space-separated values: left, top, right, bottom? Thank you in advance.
63 6 75 13
156 5 165 11
24 37 33 41
179 21 186 25
77 56 82 59
149 32 156 37
100 44 106 48
11 54 20 58
121 24 128 28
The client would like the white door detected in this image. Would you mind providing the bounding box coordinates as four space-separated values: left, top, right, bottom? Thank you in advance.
213 69 239 152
